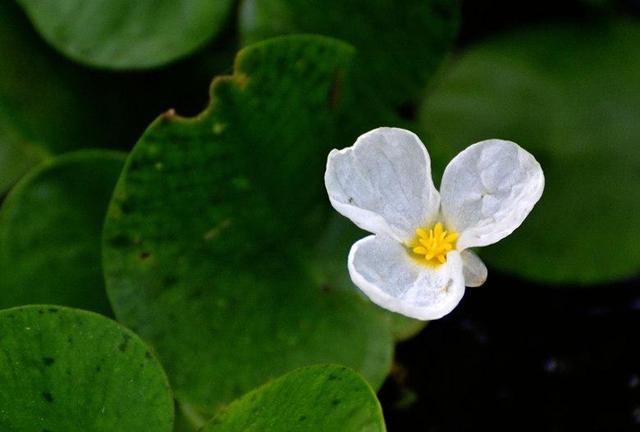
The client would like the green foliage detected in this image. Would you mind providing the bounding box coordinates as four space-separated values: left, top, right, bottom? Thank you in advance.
0 150 125 315
102 35 393 419
420 21 640 284
202 365 386 432
0 2 117 194
239 0 459 111
0 305 174 431
16 0 234 69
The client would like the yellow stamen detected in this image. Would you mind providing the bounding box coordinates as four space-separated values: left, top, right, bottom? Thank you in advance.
412 246 428 254
444 232 459 243
410 222 458 266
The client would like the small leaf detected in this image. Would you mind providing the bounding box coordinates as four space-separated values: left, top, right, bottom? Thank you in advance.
0 305 174 431
201 365 386 432
420 21 640 284
0 150 125 315
16 0 235 69
103 35 393 417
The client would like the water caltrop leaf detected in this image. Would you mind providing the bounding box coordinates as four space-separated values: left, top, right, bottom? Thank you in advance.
103 35 393 418
201 365 386 432
239 0 459 110
0 305 174 431
419 21 640 284
0 150 125 315
16 0 234 69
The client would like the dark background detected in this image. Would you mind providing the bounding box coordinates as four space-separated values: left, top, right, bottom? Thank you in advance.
380 273 639 431
379 1 640 431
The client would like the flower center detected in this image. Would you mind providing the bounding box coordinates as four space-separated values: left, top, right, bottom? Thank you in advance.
411 222 458 265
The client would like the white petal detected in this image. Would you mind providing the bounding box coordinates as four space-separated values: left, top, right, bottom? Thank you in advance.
440 139 544 250
325 127 440 242
461 250 487 287
348 234 465 320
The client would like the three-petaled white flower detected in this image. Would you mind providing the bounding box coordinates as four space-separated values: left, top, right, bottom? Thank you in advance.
324 128 544 320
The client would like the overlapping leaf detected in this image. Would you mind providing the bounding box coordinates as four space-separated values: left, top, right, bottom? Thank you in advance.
102 36 393 420
202 365 386 432
0 305 174 431
0 150 125 314
16 0 234 69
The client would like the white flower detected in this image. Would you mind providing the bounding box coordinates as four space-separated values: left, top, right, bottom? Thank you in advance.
324 127 544 320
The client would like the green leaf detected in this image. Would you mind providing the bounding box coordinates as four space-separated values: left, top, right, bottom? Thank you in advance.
0 123 47 197
16 0 234 69
0 1 121 194
201 365 386 432
103 35 393 418
419 21 640 284
239 0 459 110
0 150 125 315
0 305 174 431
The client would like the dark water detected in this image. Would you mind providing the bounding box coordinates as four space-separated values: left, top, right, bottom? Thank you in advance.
379 273 640 431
